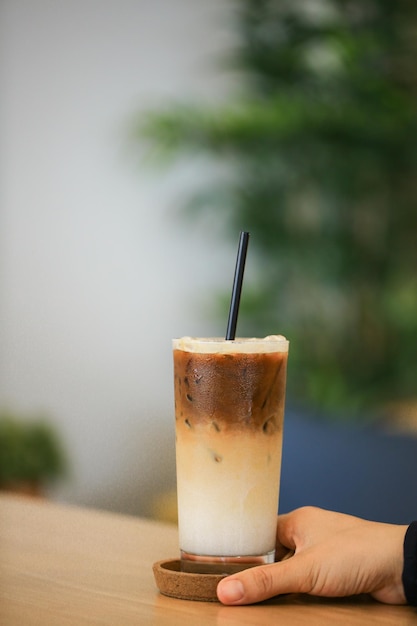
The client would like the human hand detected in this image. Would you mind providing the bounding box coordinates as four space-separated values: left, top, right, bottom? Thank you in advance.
217 506 407 605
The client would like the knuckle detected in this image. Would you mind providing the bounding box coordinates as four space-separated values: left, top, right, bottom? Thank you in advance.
290 506 322 534
296 505 320 517
252 566 274 597
303 561 318 594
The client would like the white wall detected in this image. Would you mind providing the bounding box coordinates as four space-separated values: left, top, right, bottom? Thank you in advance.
0 0 237 516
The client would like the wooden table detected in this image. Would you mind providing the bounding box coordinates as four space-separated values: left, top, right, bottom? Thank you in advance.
1 494 416 625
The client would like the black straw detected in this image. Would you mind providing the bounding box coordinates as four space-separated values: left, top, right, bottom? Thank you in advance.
226 231 250 340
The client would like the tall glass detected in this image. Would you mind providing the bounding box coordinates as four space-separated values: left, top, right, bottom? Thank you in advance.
173 336 289 574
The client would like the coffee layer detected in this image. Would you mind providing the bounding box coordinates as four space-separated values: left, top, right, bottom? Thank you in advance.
174 350 287 433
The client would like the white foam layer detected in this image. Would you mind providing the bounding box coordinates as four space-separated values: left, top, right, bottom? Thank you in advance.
173 335 289 354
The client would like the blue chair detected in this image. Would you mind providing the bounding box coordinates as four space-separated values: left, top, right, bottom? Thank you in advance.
279 409 417 524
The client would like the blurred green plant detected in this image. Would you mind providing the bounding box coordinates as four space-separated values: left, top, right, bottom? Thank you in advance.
0 410 67 494
136 0 417 418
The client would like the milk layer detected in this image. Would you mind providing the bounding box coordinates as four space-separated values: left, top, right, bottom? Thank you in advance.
176 426 283 557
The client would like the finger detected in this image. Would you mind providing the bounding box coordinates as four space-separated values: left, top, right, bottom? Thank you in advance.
217 555 312 605
275 507 316 553
275 511 297 553
277 506 362 553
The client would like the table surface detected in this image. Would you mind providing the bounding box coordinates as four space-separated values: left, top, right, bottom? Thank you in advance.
1 494 416 625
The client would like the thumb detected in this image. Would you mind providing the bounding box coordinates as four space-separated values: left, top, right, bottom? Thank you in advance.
217 555 312 605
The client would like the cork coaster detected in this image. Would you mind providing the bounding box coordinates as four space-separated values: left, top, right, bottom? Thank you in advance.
153 559 226 602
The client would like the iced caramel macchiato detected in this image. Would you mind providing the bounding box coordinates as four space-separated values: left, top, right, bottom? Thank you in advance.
173 336 289 574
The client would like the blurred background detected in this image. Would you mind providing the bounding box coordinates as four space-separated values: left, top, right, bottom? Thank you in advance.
0 0 236 516
1 0 417 524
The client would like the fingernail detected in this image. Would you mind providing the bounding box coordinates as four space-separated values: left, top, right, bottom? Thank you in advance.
218 579 244 603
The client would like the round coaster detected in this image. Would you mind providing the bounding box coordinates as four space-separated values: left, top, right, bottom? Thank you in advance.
153 559 226 602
